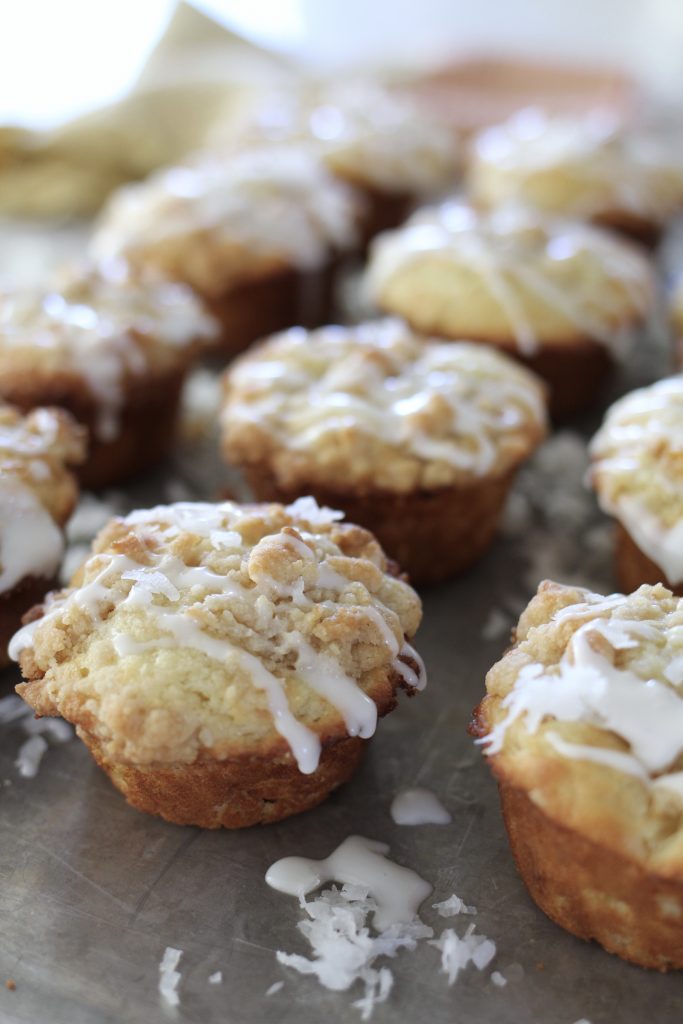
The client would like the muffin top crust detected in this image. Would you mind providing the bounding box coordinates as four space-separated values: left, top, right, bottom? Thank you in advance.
468 108 683 224
13 498 424 772
365 202 653 355
215 82 459 195
0 264 216 440
0 403 85 594
590 377 683 583
476 580 683 873
221 319 547 492
90 147 361 296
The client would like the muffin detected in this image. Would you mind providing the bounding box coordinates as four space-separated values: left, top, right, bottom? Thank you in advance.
0 403 85 666
364 202 654 419
0 264 215 490
213 81 459 242
90 147 362 357
590 376 683 594
670 276 683 368
220 319 547 584
12 497 424 827
467 108 683 246
472 579 683 970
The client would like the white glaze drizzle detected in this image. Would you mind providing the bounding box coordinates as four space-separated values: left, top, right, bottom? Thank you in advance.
224 81 458 194
265 835 432 930
365 204 652 356
484 592 683 792
390 788 452 826
0 271 215 441
91 147 360 271
472 108 683 220
10 499 422 774
590 376 683 584
225 319 546 479
0 476 63 594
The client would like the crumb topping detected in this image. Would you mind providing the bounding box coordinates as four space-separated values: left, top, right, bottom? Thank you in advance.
590 377 683 582
469 109 683 222
365 202 654 355
479 580 683 864
90 147 361 294
0 265 214 440
215 82 459 194
222 319 546 492
14 498 424 771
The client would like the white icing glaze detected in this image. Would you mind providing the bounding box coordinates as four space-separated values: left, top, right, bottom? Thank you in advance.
484 592 683 794
10 499 421 774
472 108 683 220
224 320 546 480
590 376 683 584
390 787 452 825
393 641 427 691
91 147 360 271
0 477 63 593
365 204 652 357
0 270 215 441
265 834 432 930
225 82 458 195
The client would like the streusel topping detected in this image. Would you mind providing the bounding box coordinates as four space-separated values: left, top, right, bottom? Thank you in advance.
13 498 424 772
482 581 683 811
90 147 361 294
0 404 85 593
590 377 683 583
468 108 683 222
214 82 459 195
0 265 216 440
365 202 653 356
222 319 546 491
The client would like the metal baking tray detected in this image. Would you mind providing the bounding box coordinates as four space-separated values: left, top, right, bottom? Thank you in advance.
1 222 682 1024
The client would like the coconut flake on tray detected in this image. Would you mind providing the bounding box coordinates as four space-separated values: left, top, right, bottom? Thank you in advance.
265 835 498 1019
158 946 183 1008
0 694 74 779
503 430 613 596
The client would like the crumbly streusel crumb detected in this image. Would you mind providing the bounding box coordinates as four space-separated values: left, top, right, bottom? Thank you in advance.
15 498 423 769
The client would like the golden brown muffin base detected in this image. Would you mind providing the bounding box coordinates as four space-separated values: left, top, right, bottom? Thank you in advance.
613 520 682 596
244 465 516 586
499 781 683 971
0 365 188 490
355 186 413 247
81 728 366 828
0 575 55 670
592 210 662 250
202 262 337 361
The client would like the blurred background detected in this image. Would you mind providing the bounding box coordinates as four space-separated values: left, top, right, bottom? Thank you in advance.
0 0 681 271
2 0 683 130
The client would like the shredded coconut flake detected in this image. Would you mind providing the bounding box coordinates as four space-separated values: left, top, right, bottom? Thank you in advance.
481 608 512 641
429 924 496 986
208 971 222 985
276 884 432 1020
159 947 183 1007
15 736 48 778
265 981 284 996
432 894 477 917
490 970 507 987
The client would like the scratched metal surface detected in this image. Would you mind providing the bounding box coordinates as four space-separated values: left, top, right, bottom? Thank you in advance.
1 223 683 1024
